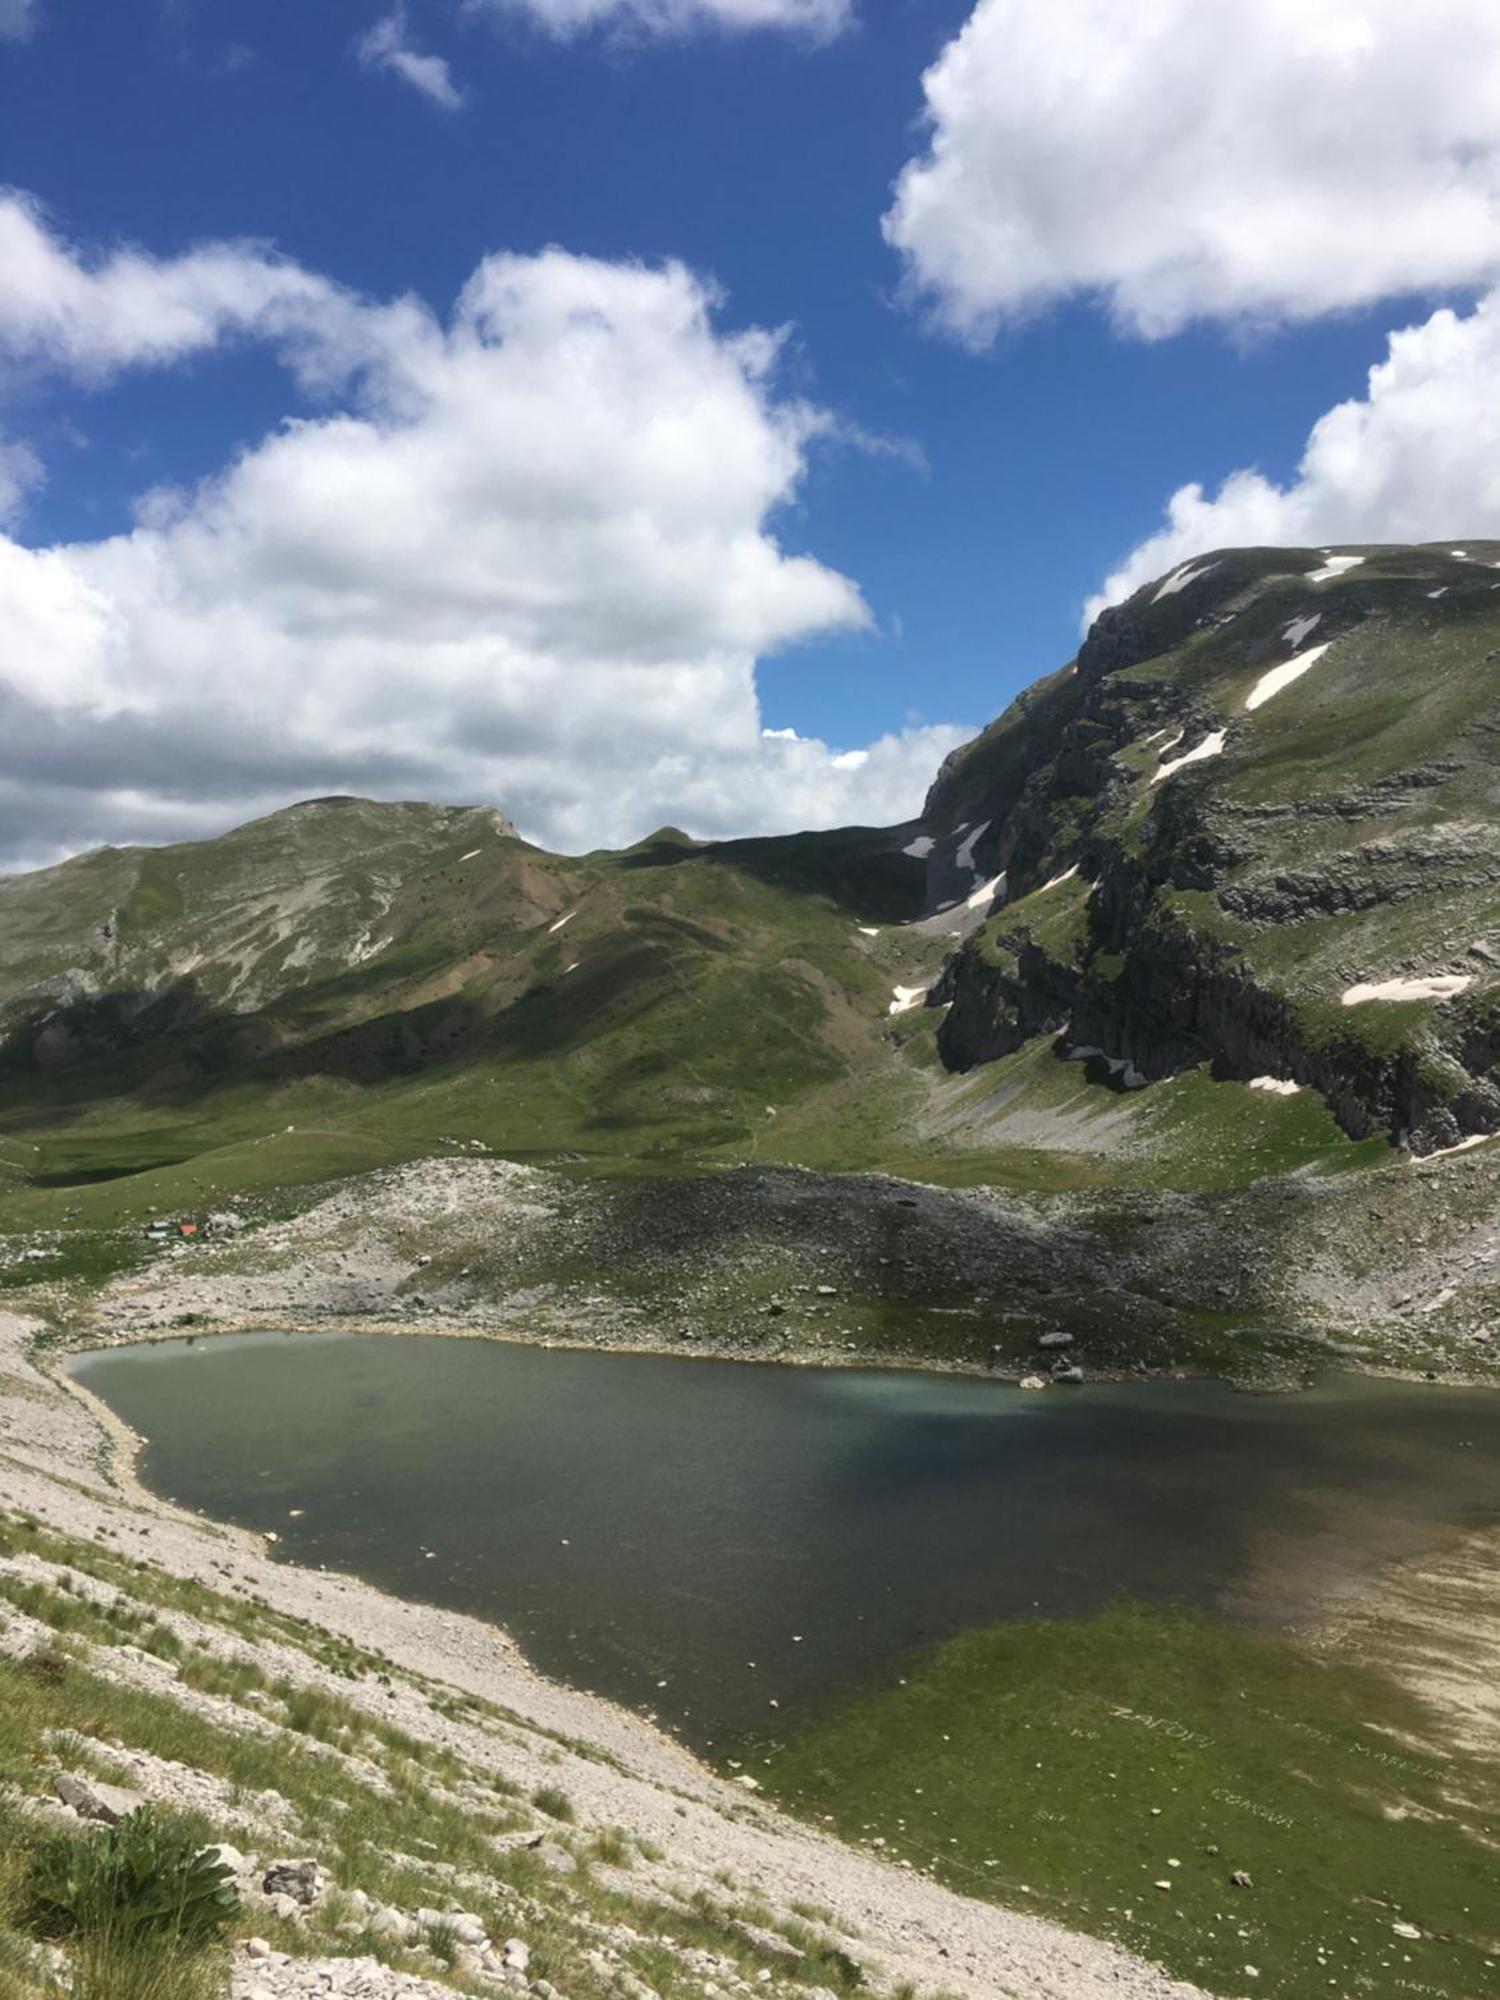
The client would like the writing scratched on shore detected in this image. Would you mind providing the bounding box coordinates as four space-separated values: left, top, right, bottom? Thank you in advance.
1106 1704 1214 1751
1210 1787 1295 1829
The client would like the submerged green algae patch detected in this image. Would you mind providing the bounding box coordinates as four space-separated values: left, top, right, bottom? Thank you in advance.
751 1602 1500 2000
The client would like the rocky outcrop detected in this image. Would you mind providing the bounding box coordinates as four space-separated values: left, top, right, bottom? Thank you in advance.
935 938 1078 1070
917 547 1500 1157
935 840 1500 1153
1075 603 1149 685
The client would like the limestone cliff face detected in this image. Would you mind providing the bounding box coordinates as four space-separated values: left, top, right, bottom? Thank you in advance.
919 542 1500 1155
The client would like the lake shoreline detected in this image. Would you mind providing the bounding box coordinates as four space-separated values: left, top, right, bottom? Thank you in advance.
65 1320 1500 1753
26 1312 1500 2000
57 1297 1500 1402
57 1153 1500 1404
1 1303 1217 2000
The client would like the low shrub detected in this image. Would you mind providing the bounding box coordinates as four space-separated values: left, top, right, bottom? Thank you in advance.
29 1806 239 1948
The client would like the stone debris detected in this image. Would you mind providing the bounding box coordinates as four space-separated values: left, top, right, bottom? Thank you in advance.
234 1949 491 1998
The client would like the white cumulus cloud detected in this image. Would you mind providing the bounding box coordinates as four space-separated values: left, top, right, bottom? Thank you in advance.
887 0 1500 342
0 203 963 873
356 6 466 110
467 0 848 43
0 190 418 386
1086 287 1500 618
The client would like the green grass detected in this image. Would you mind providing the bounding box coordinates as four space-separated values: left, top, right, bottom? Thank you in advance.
1126 1067 1392 1187
531 1786 575 1823
754 1602 1500 2000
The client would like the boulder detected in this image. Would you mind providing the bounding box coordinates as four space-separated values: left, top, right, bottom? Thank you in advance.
53 1774 145 1825
367 1904 414 1943
261 1858 324 1906
416 1906 487 1947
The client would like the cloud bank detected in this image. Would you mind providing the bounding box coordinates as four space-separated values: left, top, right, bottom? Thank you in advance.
887 0 1500 341
0 199 961 872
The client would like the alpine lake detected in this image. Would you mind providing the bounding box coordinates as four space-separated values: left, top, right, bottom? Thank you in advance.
72 1331 1500 2000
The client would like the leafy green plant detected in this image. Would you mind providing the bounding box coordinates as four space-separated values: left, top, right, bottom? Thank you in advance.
29 1807 239 1948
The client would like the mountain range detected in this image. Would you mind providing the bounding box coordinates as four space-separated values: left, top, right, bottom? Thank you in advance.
4 541 1498 1380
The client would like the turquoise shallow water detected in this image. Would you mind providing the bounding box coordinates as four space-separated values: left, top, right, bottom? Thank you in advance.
71 1332 1500 1746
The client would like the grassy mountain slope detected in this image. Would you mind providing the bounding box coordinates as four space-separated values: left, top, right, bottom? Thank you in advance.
918 542 1500 1156
0 797 935 1202
2 543 1500 1375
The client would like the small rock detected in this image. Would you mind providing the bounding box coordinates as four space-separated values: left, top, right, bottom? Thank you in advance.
53 1774 145 1826
502 1937 530 1972
262 1859 324 1907
1392 1922 1422 1941
245 1938 272 1960
1035 1331 1074 1350
204 1841 249 1877
542 1841 580 1875
1231 1870 1253 1888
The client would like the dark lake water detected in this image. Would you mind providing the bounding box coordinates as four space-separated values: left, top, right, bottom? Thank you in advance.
70 1332 1500 1746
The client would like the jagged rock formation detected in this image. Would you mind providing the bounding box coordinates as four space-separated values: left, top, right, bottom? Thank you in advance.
918 543 1500 1155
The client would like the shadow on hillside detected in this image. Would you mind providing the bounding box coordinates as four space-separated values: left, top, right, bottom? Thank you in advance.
617 827 925 925
0 927 712 1141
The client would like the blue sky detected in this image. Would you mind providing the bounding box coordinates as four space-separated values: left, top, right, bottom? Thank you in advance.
3 0 1500 863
